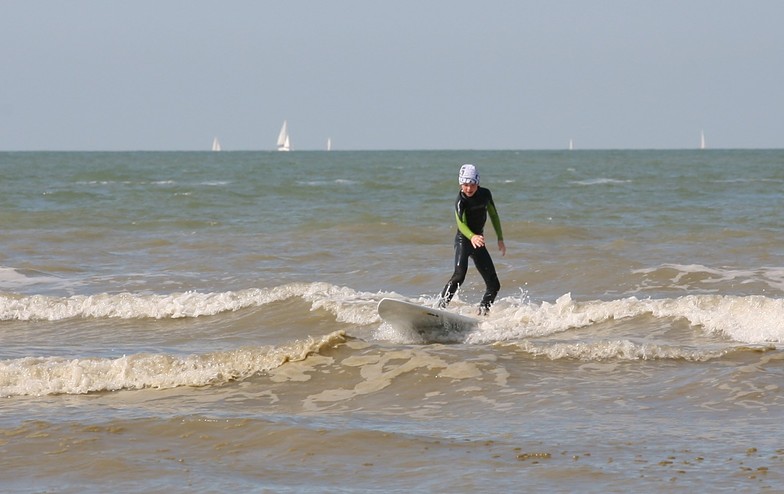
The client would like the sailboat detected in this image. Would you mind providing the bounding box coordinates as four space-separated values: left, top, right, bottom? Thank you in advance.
277 121 291 151
568 138 574 151
212 137 221 152
699 130 706 150
327 138 332 151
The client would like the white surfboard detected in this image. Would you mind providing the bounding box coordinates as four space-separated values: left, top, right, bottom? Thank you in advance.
377 298 478 337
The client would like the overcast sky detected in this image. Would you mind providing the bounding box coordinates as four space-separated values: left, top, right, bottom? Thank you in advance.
1 1 781 151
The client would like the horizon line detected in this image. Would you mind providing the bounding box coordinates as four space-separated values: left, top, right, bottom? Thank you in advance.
1 147 780 153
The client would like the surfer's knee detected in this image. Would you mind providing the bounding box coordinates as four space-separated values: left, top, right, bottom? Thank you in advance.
488 278 500 294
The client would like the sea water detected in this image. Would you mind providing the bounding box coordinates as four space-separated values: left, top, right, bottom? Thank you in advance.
1 150 783 492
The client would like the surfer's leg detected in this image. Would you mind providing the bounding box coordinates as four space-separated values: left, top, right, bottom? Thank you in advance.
473 248 500 313
438 236 471 308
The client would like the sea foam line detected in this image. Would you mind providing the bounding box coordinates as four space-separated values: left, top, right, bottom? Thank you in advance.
0 330 346 398
2 283 781 346
495 339 740 362
0 282 383 323
479 293 784 345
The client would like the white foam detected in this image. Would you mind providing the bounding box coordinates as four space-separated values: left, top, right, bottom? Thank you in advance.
571 178 631 186
0 282 387 323
467 293 784 345
0 330 346 397
0 267 69 291
633 263 784 293
2 281 781 365
497 338 730 362
297 179 359 187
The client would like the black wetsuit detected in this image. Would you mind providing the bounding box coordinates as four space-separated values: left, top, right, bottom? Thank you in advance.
439 186 503 310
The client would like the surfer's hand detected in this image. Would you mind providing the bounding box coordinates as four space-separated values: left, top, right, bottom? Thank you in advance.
498 240 506 256
471 235 485 249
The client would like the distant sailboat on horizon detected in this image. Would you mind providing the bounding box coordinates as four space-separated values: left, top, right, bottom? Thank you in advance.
327 138 332 151
212 137 221 152
277 121 291 151
699 130 706 150
568 138 574 151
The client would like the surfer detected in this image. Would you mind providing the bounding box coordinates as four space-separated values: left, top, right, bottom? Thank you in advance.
438 164 506 315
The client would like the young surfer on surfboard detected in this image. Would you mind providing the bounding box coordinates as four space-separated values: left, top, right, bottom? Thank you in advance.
438 164 506 315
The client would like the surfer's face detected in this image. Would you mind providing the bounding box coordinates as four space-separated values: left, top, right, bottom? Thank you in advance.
461 183 478 197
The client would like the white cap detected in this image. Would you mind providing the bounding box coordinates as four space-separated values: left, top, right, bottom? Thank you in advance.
458 164 479 185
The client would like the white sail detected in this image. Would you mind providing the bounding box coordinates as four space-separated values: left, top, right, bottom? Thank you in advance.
212 137 221 152
699 130 706 150
568 138 574 151
277 121 291 151
327 138 331 151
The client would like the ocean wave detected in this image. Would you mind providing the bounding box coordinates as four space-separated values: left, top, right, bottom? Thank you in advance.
473 293 784 345
2 281 782 348
0 282 385 324
0 266 70 291
633 263 784 293
571 178 632 186
492 338 773 362
0 330 346 398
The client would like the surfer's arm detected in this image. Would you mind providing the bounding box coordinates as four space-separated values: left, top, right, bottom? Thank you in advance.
487 201 506 255
455 210 476 239
487 201 503 241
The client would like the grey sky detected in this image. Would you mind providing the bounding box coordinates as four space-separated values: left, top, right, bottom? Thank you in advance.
1 1 781 151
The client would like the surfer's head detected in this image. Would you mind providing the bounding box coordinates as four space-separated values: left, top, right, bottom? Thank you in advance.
458 164 479 185
459 164 479 197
